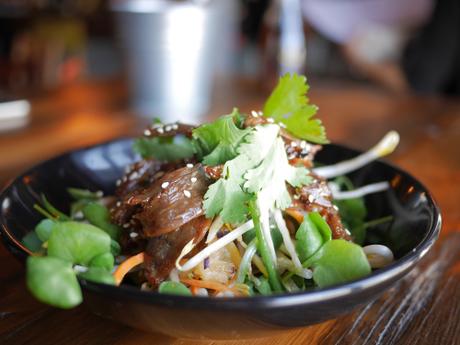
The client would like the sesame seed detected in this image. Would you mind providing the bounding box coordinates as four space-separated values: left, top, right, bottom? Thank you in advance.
190 177 197 183
157 127 164 134
123 223 130 228
345 229 351 235
161 182 170 189
172 123 179 130
96 191 104 197
129 172 139 180
165 125 172 131
251 110 259 117
293 194 300 200
122 176 127 182
116 201 121 207
308 195 315 203
144 129 151 136
267 117 275 123
279 122 286 128
183 190 191 198
186 163 194 168
116 179 121 186
129 232 139 239
290 141 298 147
258 111 263 115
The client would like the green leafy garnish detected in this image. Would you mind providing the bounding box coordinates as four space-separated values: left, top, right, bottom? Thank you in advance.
263 73 328 144
47 222 111 266
192 108 250 165
27 256 82 309
204 124 310 224
82 202 121 240
158 281 192 296
309 240 371 288
295 214 326 262
78 267 116 285
133 135 195 161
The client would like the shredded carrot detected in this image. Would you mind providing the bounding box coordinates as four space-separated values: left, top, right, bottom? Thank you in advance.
180 278 249 296
285 208 305 224
113 252 145 286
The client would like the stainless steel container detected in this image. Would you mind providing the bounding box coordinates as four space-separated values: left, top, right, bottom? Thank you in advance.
111 0 219 123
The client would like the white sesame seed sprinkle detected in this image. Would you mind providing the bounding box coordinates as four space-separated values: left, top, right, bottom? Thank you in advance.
123 223 130 228
251 110 259 117
116 179 121 186
129 232 139 239
161 182 170 189
279 122 286 128
172 123 179 130
165 125 172 131
186 163 194 168
183 190 191 198
308 195 315 203
290 141 298 147
157 127 164 134
267 117 275 123
144 129 151 136
190 177 197 183
116 201 121 207
129 172 139 180
293 194 300 200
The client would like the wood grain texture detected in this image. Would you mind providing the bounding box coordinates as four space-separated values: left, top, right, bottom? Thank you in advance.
0 78 459 345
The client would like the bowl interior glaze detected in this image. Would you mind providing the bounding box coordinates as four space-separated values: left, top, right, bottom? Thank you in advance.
0 139 441 339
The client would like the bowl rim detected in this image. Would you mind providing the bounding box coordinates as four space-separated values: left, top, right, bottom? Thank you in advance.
0 138 442 310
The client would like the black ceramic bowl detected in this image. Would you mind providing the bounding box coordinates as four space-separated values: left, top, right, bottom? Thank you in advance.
0 139 441 340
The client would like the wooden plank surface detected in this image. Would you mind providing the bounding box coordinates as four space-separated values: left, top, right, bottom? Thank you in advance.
0 78 459 345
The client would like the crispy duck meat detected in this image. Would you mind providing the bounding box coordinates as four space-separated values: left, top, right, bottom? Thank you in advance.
111 163 210 238
292 174 351 241
144 216 211 288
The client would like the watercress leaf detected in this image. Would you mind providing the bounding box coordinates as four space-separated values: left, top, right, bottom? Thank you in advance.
133 135 195 161
295 216 323 262
47 221 111 266
89 252 114 271
35 219 56 242
192 108 251 165
22 231 43 253
158 281 192 296
263 73 328 144
26 256 82 309
110 239 121 256
78 267 115 285
311 239 371 288
308 212 332 242
82 202 121 240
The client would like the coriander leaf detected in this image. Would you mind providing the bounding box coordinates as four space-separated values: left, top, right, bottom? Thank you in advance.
311 239 371 288
22 231 43 253
263 73 328 144
82 202 121 240
203 178 251 224
27 256 82 309
244 136 311 210
203 125 279 223
133 135 195 161
192 108 251 165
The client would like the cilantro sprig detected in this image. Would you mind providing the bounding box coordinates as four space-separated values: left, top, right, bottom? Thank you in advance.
263 73 328 144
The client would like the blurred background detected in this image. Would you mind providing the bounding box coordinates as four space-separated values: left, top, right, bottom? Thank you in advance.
1 0 459 100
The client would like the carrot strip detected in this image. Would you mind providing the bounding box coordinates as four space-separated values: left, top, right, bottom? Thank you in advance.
113 252 145 286
285 208 305 224
180 278 249 296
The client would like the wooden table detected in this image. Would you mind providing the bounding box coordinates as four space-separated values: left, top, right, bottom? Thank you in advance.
1 78 459 345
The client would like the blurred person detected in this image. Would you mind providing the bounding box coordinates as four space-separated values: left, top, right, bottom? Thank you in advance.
302 0 460 95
